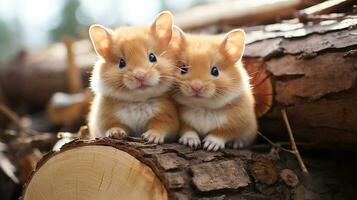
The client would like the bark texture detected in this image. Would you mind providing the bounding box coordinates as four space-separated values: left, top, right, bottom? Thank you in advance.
242 15 357 149
21 138 357 200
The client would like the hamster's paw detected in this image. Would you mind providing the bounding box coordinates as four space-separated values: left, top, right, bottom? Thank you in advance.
142 130 165 144
179 131 201 149
203 135 225 151
105 127 128 139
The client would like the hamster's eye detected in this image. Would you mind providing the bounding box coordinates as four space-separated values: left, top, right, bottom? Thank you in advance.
149 53 157 63
119 58 126 68
181 65 189 75
211 66 219 77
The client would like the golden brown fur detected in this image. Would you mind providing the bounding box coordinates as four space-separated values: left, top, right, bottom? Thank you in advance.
88 12 179 144
172 28 258 151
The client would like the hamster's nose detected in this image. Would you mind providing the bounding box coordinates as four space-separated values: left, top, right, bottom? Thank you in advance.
134 74 146 81
133 70 147 82
190 83 203 93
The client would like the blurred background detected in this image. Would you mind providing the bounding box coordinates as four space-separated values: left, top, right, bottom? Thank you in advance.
0 0 356 199
0 0 205 64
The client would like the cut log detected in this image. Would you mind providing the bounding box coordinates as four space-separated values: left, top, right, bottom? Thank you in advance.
21 138 357 199
19 149 42 184
245 61 273 118
241 14 357 150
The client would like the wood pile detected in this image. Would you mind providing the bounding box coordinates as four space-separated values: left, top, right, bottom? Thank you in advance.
0 1 356 199
20 138 357 200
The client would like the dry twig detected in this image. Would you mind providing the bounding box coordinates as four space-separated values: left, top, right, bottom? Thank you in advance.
281 108 309 176
256 131 294 154
0 103 25 133
0 103 40 136
255 112 309 176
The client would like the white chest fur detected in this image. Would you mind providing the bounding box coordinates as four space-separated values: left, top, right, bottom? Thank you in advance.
182 107 228 135
117 101 161 136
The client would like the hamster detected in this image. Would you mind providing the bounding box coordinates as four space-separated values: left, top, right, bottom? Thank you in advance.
171 27 257 151
87 11 179 144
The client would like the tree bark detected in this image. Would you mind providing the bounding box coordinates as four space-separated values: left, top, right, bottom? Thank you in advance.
20 138 357 200
242 15 357 150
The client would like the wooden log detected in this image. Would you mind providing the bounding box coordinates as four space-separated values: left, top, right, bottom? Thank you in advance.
0 41 95 107
1 13 356 150
174 0 301 31
19 148 42 184
298 0 355 22
20 138 357 199
242 15 357 149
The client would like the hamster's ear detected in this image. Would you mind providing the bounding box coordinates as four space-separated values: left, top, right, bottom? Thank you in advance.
151 11 174 45
170 25 186 51
89 24 113 58
221 29 245 62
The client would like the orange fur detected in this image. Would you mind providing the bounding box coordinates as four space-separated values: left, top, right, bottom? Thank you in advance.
172 28 258 151
88 12 179 144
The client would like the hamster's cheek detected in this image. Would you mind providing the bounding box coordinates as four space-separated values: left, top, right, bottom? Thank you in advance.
214 75 232 94
123 76 139 90
146 70 160 86
180 84 194 97
101 68 124 89
202 87 216 98
201 86 215 98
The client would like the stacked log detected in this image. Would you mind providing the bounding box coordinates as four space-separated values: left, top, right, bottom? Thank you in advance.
21 138 357 200
242 15 357 149
0 14 356 149
0 41 95 107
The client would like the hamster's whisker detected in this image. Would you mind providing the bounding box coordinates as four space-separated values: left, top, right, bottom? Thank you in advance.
171 89 183 95
213 87 236 97
160 51 167 56
159 75 179 81
173 66 182 70
178 81 190 88
173 66 188 71
160 75 182 83
175 59 192 66
213 90 225 97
